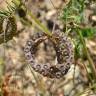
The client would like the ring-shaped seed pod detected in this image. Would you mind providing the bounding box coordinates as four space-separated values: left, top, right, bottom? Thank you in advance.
24 31 74 79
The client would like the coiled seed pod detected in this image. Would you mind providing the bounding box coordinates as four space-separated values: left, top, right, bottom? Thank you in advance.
24 31 74 79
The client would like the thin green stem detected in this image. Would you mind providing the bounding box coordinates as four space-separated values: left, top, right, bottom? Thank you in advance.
28 11 52 36
77 29 96 81
27 64 39 85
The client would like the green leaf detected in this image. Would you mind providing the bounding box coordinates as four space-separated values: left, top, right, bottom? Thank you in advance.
81 28 96 38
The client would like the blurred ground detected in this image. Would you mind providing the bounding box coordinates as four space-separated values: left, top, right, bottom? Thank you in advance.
0 0 96 96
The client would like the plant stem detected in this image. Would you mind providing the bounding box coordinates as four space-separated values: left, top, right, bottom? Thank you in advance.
77 29 96 81
28 11 52 36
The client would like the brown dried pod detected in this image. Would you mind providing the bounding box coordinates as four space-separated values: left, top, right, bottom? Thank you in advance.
0 16 17 44
24 31 74 79
0 18 3 34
